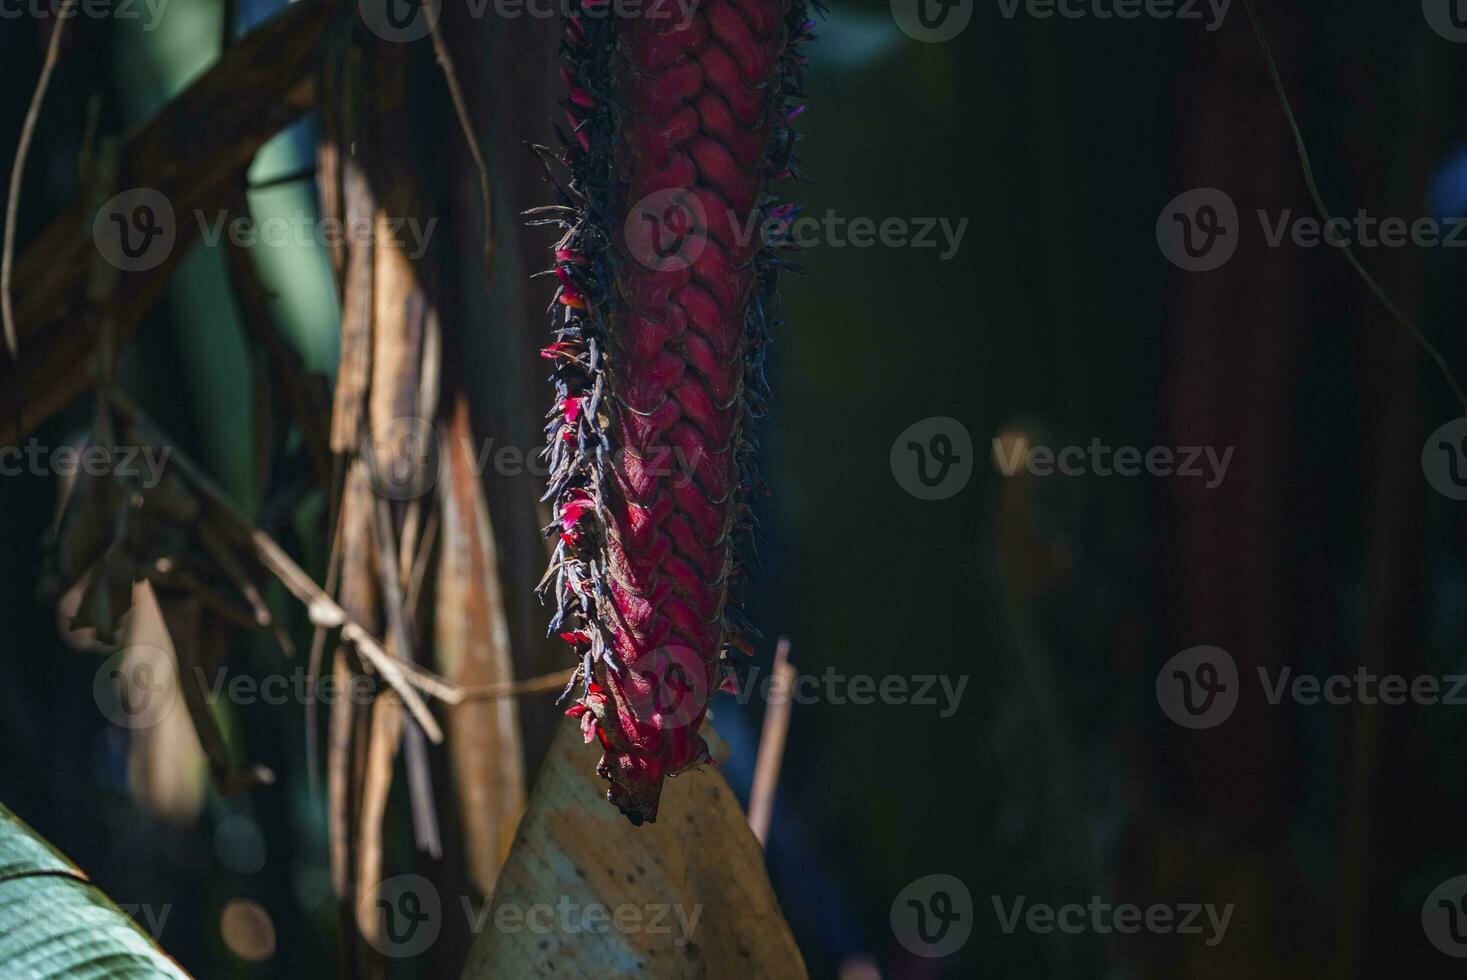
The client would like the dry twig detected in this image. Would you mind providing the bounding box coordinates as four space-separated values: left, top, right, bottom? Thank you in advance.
3 0 79 361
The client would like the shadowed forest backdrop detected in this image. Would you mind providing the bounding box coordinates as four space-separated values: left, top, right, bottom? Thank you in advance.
4 0 1467 977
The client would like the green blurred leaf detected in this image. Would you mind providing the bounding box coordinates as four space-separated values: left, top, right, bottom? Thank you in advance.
0 803 190 979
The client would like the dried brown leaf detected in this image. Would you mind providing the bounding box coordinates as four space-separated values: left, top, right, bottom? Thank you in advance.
460 721 806 979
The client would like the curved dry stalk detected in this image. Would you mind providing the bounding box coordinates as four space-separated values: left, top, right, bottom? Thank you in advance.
1243 0 1467 417
456 668 577 701
427 12 494 282
3 0 78 360
104 387 448 740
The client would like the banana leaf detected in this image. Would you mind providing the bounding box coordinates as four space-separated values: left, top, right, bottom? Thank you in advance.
0 803 189 978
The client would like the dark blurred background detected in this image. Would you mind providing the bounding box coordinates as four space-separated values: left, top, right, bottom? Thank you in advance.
6 0 1467 976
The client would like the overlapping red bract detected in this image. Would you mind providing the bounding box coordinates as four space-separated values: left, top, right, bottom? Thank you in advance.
540 0 810 823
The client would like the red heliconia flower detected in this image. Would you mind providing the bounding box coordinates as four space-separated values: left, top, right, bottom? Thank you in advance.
558 490 596 531
533 0 812 823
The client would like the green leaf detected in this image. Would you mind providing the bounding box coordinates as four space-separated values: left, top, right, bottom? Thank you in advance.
0 803 190 979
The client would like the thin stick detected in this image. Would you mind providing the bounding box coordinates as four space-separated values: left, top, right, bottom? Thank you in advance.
4 0 78 360
402 504 439 616
427 11 495 283
456 668 578 700
1243 0 1467 417
371 495 442 859
104 386 447 742
747 636 795 848
306 486 346 803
